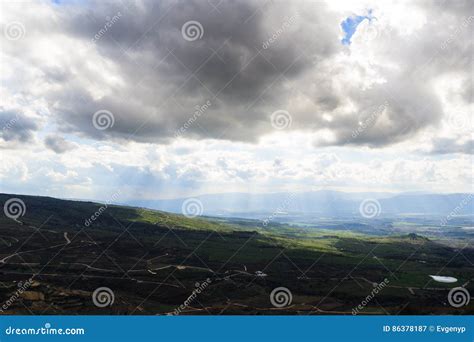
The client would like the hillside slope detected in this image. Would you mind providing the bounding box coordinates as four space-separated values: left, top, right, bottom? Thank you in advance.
0 193 473 315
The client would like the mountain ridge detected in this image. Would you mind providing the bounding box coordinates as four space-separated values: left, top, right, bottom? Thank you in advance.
2 191 472 218
125 191 474 217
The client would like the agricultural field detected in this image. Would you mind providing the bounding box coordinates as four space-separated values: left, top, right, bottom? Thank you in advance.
0 193 473 315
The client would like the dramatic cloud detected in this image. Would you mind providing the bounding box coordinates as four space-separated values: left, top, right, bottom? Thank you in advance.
2 0 470 146
0 0 472 198
0 109 38 144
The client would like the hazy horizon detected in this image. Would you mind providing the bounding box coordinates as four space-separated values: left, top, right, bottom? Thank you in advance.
1 188 473 205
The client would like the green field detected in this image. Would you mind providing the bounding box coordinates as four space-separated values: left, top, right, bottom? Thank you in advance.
0 193 473 315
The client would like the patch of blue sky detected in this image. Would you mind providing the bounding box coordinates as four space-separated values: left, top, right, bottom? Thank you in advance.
341 9 374 45
51 0 86 5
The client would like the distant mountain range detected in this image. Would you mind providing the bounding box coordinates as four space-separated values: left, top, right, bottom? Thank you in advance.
126 191 474 217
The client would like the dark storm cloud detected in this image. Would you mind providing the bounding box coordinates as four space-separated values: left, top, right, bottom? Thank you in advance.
0 109 38 143
45 0 341 143
324 79 445 147
3 0 472 148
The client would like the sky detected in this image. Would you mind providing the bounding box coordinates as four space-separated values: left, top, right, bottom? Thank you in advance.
0 0 473 201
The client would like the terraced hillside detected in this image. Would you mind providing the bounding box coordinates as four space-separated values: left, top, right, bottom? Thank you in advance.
0 193 473 315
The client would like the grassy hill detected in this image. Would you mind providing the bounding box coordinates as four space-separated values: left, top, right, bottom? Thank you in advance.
0 193 473 315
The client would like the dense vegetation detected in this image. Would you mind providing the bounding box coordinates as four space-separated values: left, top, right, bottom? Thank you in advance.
0 193 472 315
